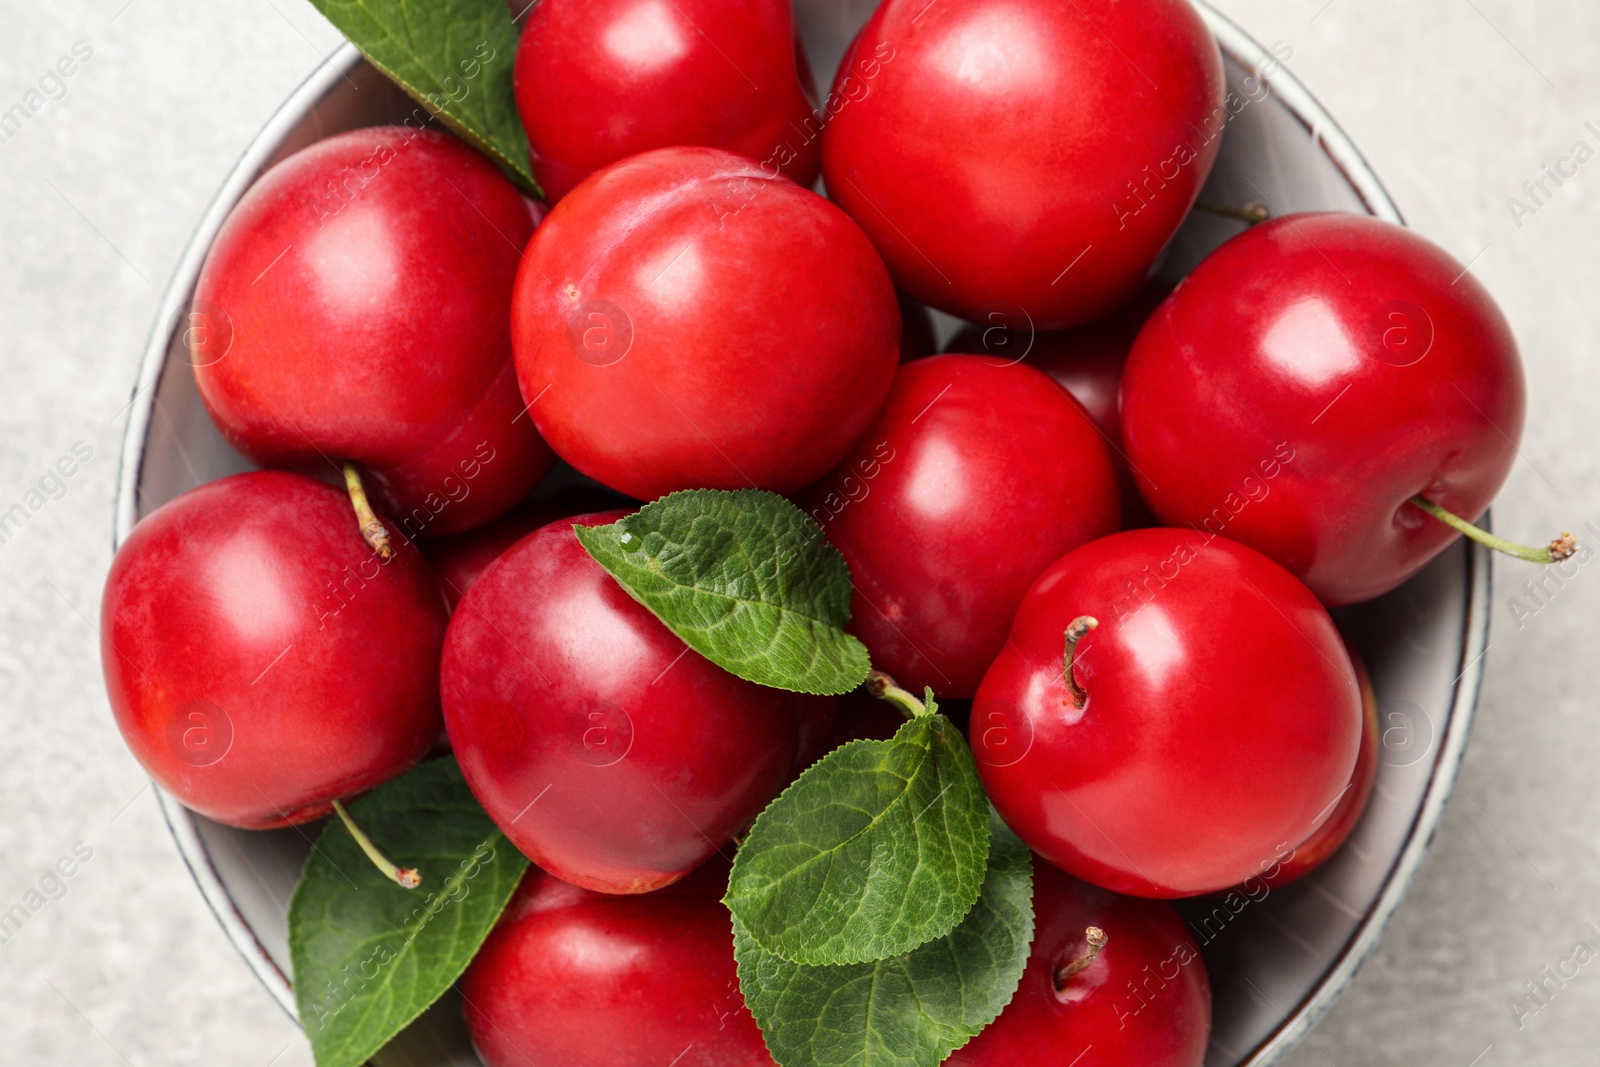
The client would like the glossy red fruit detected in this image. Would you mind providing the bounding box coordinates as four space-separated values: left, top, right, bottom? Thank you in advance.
1261 638 1380 887
441 511 824 894
513 147 899 501
821 0 1224 329
101 471 446 829
949 861 1210 1067
192 127 553 538
462 863 773 1067
514 0 819 202
421 484 626 610
1121 212 1526 604
805 355 1119 698
949 282 1171 525
973 529 1361 897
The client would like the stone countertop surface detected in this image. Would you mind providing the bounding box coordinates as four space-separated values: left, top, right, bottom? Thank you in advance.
1 1 1595 1064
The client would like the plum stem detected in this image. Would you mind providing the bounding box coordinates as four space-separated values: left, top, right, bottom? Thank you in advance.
343 463 393 560
1063 616 1098 709
1409 496 1575 564
332 799 421 889
865 671 934 720
1194 199 1271 225
1053 926 1108 990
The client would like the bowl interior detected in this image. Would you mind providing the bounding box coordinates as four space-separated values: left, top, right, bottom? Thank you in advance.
120 5 1488 1065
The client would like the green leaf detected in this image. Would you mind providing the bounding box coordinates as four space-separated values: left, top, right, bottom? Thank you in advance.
734 813 1035 1067
288 759 530 1067
307 0 539 196
574 490 871 696
725 712 990 965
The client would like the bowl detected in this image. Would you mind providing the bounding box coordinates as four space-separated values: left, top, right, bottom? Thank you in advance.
114 4 1491 1064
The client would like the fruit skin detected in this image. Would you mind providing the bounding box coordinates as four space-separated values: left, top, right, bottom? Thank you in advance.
1257 636 1381 887
821 0 1224 329
512 146 899 501
948 282 1171 525
805 355 1119 698
421 484 627 610
462 862 774 1067
948 861 1210 1067
441 511 825 894
1120 212 1526 605
972 529 1361 898
192 127 553 538
514 0 819 202
100 471 447 829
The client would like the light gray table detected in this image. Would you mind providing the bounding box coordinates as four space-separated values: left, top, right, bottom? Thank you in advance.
1 2 1594 1064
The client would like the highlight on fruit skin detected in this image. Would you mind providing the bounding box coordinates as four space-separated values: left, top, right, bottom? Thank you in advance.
1120 210 1534 605
510 145 900 503
1237 635 1381 891
820 0 1227 329
188 125 554 539
947 862 1211 1067
439 511 826 896
100 471 446 830
460 863 770 1067
973 528 1363 899
513 0 822 201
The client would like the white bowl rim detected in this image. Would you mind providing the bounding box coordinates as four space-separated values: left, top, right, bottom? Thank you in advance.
111 9 1492 1066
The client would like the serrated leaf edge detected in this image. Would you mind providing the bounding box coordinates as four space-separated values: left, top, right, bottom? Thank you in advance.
308 0 541 196
730 820 1037 1067
574 489 872 696
725 716 990 966
287 764 529 1067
